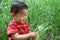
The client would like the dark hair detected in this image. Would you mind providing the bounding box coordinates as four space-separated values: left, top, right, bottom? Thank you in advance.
10 1 28 14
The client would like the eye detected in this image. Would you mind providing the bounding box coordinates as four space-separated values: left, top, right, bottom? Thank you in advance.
21 14 27 17
21 15 24 17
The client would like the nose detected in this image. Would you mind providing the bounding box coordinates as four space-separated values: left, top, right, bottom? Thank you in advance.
23 16 27 20
24 16 27 19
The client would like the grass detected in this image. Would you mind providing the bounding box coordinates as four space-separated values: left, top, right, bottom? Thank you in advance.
0 0 60 40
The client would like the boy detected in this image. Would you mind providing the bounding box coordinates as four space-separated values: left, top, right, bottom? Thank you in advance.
7 1 37 40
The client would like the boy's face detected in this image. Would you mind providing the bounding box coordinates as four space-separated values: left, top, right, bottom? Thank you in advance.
13 9 28 24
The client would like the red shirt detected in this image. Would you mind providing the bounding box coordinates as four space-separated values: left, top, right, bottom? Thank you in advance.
7 21 30 40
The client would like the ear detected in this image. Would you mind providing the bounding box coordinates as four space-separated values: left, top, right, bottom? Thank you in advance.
10 13 15 17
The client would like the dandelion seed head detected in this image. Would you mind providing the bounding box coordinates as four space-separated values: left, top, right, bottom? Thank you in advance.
38 25 44 30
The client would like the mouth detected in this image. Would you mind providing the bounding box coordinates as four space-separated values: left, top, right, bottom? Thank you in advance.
21 20 25 23
18 19 26 24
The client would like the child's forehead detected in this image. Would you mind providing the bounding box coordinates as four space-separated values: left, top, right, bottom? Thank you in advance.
19 9 28 14
22 9 28 12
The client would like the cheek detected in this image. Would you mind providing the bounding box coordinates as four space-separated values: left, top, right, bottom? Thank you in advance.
16 16 21 20
17 17 20 19
17 17 23 20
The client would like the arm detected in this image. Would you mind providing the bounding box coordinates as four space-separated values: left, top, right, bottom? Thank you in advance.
11 32 37 40
11 33 31 40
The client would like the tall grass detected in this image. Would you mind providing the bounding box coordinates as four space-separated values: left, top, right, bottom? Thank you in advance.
0 0 60 40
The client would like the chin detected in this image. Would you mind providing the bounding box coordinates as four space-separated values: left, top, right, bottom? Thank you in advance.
20 21 25 24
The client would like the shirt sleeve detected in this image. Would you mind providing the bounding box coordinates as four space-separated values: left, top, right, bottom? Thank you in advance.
7 24 18 37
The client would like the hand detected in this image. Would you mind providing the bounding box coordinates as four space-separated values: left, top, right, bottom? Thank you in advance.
28 38 36 40
29 32 37 38
28 38 32 40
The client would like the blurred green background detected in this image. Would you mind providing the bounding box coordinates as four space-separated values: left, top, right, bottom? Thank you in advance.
0 0 60 40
